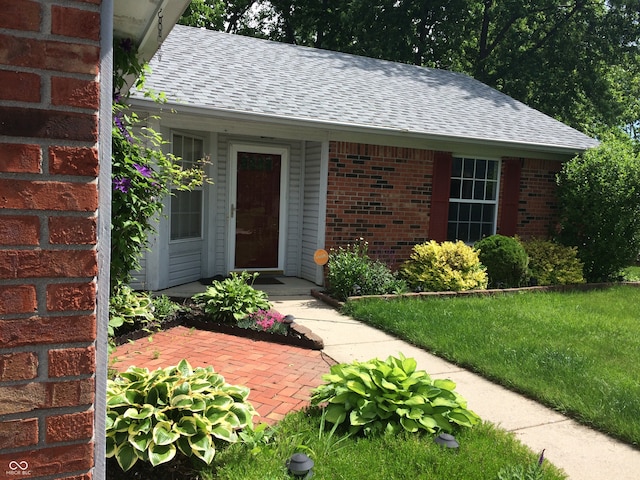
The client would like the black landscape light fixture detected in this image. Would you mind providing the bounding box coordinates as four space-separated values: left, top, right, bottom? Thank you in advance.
286 452 314 478
434 433 459 449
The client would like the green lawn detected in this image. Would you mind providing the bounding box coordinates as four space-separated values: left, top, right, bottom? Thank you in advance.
209 409 565 479
342 285 640 445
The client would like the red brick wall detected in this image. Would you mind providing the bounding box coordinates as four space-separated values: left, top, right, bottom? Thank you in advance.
0 0 101 478
326 142 435 268
326 143 563 267
514 158 562 239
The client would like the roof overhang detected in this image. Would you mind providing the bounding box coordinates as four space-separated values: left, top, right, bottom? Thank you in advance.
130 98 596 161
113 0 190 64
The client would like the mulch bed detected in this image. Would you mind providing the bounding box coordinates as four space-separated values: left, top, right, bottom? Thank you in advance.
113 298 324 350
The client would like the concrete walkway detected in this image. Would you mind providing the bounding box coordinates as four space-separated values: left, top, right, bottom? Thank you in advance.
159 277 640 479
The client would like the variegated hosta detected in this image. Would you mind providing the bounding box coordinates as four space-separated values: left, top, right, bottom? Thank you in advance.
311 354 480 436
106 359 257 472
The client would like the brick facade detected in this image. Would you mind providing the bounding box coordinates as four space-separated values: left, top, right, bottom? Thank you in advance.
326 142 435 268
516 158 562 239
0 1 102 478
326 142 562 267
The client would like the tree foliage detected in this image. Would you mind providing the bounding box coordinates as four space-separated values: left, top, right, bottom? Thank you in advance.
557 135 640 282
179 0 640 137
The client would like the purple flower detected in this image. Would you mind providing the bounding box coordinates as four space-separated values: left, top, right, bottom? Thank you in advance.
113 177 132 193
134 163 153 178
119 38 134 53
113 113 133 143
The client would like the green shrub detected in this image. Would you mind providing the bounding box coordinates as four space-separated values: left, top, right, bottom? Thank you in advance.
557 136 640 282
108 284 154 338
310 354 480 436
475 235 529 288
326 239 405 300
152 294 183 321
400 240 488 292
106 359 257 472
522 239 585 285
192 271 271 323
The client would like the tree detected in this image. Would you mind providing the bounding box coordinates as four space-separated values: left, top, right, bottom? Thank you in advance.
557 135 640 282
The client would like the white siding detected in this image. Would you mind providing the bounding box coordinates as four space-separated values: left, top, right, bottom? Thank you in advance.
300 141 324 283
168 240 203 285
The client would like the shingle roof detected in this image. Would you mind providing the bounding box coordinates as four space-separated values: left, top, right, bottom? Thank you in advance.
136 24 597 152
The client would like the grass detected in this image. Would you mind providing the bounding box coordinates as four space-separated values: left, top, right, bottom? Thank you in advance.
206 408 565 480
342 285 640 445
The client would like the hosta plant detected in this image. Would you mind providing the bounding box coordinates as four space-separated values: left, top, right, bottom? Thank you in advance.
310 354 480 436
193 271 271 323
106 359 257 472
108 283 154 338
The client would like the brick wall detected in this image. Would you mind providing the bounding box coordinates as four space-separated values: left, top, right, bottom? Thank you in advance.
326 142 563 267
515 158 562 239
326 142 435 268
0 1 102 478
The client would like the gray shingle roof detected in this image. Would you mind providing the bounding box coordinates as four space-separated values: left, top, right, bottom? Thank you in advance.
136 24 597 152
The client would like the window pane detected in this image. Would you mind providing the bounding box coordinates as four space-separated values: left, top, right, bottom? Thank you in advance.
451 157 462 178
471 203 482 221
173 135 183 158
448 203 459 221
459 203 471 221
450 179 461 198
481 222 493 238
476 159 486 179
469 223 481 242
463 158 475 178
447 222 458 241
462 180 473 199
485 181 497 200
487 161 498 180
474 181 485 200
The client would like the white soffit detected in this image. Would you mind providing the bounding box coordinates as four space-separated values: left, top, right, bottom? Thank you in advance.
113 0 190 63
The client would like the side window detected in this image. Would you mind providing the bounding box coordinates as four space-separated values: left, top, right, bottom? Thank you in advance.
447 157 499 243
170 134 204 241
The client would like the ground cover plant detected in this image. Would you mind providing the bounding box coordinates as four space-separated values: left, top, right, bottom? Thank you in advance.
207 409 565 480
342 286 640 445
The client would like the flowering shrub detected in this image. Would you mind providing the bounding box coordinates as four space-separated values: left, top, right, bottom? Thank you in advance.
237 309 289 335
111 39 206 290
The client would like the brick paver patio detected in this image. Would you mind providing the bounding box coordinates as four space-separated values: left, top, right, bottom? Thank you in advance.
111 326 335 424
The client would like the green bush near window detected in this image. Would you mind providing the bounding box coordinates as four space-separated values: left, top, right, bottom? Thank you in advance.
193 271 271 323
106 359 257 472
522 239 585 286
475 235 529 288
400 240 488 292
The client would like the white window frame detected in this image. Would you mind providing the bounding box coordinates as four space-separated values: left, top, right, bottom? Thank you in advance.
169 132 205 242
447 156 501 243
